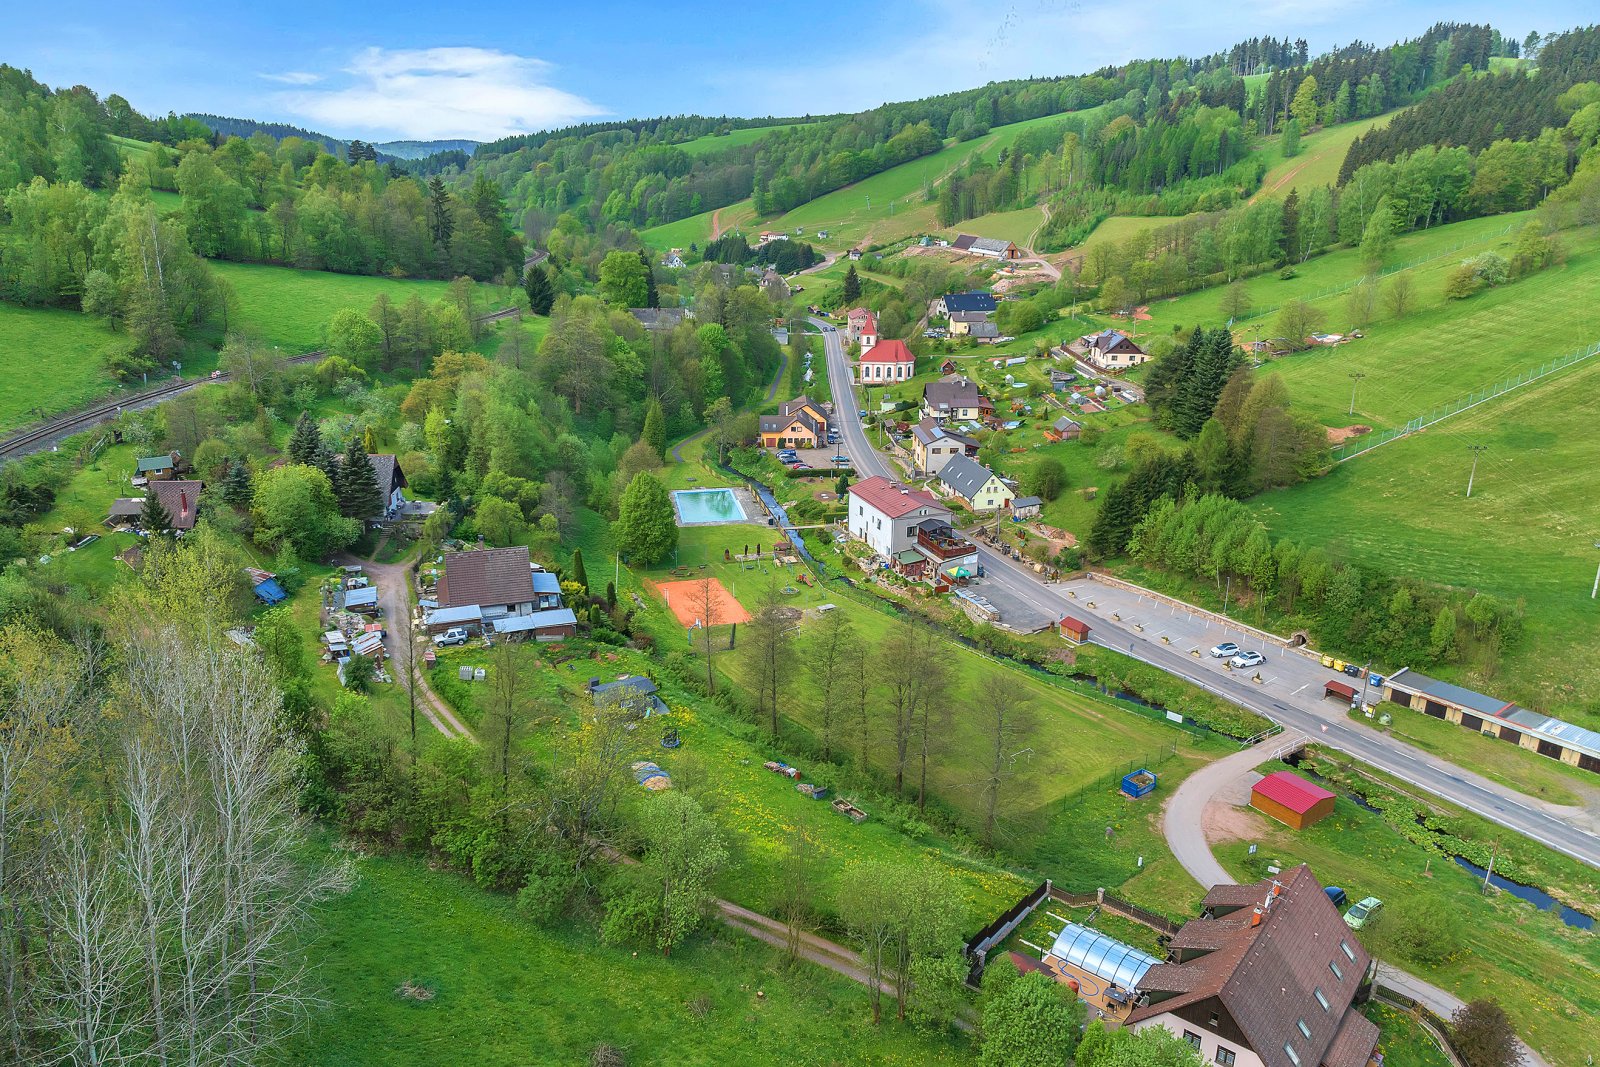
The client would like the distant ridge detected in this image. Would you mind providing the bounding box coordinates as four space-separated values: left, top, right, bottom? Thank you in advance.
374 139 480 160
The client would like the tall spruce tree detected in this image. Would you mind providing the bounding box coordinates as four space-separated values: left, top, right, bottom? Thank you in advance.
638 249 660 308
219 460 254 509
1173 329 1241 439
571 547 589 592
336 437 384 519
524 264 554 315
842 265 861 303
287 412 322 465
642 398 667 460
139 489 173 534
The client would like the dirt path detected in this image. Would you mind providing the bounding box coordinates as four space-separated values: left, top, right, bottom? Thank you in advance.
339 553 475 741
1251 157 1310 203
711 207 724 240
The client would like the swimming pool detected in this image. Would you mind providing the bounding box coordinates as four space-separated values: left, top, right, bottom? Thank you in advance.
672 488 748 525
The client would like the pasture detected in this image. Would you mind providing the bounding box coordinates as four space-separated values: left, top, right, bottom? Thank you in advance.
1251 356 1600 727
0 303 124 433
1249 112 1395 203
674 122 812 156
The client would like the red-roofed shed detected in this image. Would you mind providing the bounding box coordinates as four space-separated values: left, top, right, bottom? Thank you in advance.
1250 771 1336 830
1060 616 1091 643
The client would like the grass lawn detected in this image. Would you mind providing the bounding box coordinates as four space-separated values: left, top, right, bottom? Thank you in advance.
640 202 760 250
1072 214 1189 261
1249 112 1396 203
210 262 514 353
1252 356 1600 727
288 851 971 1066
946 204 1047 250
0 303 127 433
674 122 813 156
1364 1003 1453 1067
1212 778 1600 1067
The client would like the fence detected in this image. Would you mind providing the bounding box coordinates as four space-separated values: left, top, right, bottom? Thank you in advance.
1332 340 1600 462
1229 223 1517 326
963 881 1183 986
1370 987 1467 1067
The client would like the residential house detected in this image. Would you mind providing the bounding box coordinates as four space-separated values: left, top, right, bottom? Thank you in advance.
134 451 182 483
107 480 203 532
910 418 978 476
1079 330 1150 371
761 269 791 301
845 307 879 351
909 515 978 579
759 396 830 448
757 231 789 244
921 376 985 423
847 247 863 261
930 290 998 318
967 320 1001 342
630 307 692 331
937 454 1011 512
1048 415 1082 441
430 546 554 634
1011 496 1042 520
948 310 992 337
858 338 915 383
531 569 564 609
846 476 951 559
592 675 669 717
1124 865 1378 1067
366 454 408 518
951 234 1021 259
662 249 686 269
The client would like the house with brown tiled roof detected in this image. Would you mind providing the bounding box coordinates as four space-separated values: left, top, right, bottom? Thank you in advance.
107 480 203 532
1126 865 1378 1067
759 396 830 448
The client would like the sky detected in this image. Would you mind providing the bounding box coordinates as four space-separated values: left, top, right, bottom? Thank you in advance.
7 1 1594 143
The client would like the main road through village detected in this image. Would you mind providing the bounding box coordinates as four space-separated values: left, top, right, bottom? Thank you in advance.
811 317 1600 872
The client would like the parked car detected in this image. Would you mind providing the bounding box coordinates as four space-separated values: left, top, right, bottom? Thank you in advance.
1209 642 1241 659
830 455 851 466
789 462 811 470
433 627 469 647
1229 650 1265 669
1324 886 1348 909
1344 896 1383 929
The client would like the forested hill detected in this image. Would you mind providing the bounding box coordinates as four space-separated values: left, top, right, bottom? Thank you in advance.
187 113 347 154
1339 25 1600 179
375 139 480 160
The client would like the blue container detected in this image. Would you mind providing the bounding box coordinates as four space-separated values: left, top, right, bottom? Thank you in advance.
1120 769 1158 799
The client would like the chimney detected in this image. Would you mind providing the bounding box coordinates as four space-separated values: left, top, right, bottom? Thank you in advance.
179 490 188 515
1250 907 1263 927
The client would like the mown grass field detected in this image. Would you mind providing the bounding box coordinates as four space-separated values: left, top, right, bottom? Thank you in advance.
1071 213 1188 260
940 203 1046 249
674 122 812 156
1248 112 1395 202
210 262 513 352
287 852 972 1066
0 303 123 432
1252 356 1600 726
1214 772 1600 1067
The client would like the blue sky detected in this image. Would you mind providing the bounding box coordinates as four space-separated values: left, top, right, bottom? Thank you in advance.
8 1 1594 141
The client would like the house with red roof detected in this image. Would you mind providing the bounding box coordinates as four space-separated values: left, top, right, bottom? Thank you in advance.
1250 771 1336 830
858 338 915 384
846 475 950 558
845 307 879 352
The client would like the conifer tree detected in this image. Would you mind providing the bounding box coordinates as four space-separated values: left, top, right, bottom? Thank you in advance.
842 265 861 303
139 489 173 534
639 249 660 308
336 437 384 519
642 398 667 460
524 264 555 315
287 412 322 465
219 460 254 509
571 547 589 592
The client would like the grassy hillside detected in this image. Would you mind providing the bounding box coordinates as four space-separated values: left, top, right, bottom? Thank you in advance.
1252 356 1600 725
1250 112 1395 202
940 203 1047 249
0 304 123 433
211 262 513 352
643 110 1098 253
675 122 812 156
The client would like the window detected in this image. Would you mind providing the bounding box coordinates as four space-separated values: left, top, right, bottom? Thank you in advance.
1330 959 1344 981
1284 1044 1301 1067
1209 1012 1220 1028
1340 940 1356 962
1183 1032 1202 1051
1216 1048 1237 1067
1297 1020 1312 1040
1314 987 1330 1012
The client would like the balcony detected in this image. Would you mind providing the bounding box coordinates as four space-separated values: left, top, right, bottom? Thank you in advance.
917 528 977 563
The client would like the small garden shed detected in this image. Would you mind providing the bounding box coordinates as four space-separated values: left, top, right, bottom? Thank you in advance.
1250 771 1335 830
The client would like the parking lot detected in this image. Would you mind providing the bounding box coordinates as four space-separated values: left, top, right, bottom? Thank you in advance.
773 444 852 471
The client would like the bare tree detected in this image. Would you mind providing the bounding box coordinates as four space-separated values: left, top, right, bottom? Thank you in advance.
484 643 529 806
882 623 920 795
973 697 1040 848
807 608 855 761
773 828 815 965
389 602 424 752
743 576 794 736
1384 272 1416 319
693 577 722 695
547 692 637 869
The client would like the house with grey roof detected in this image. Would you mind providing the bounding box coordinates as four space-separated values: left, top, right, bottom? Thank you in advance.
930 290 998 318
630 307 692 331
937 454 1012 512
910 418 977 475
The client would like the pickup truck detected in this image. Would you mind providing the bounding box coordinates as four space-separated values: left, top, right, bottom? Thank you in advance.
432 627 470 647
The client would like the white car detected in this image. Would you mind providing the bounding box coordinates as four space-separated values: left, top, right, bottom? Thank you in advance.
1229 651 1265 669
433 627 470 647
1209 641 1240 659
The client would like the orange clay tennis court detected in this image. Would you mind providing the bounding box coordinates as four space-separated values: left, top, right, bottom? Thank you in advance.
654 577 753 627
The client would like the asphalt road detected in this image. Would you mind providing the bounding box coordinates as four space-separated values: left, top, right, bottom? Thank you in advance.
816 318 1600 871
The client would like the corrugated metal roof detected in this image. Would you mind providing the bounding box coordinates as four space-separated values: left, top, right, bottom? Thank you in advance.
1498 707 1600 759
1046 922 1160 990
1252 771 1334 814
1387 668 1512 716
425 605 483 626
493 608 577 633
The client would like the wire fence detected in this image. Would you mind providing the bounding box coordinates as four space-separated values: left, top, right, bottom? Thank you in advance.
1230 223 1517 326
1333 341 1600 462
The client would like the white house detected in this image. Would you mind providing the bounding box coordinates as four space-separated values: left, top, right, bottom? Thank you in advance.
847 476 952 558
857 338 915 383
937 454 1012 512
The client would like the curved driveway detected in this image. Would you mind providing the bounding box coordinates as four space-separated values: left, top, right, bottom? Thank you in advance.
816 316 1600 872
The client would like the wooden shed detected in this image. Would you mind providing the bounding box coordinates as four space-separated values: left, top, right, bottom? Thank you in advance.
1250 771 1335 830
1324 679 1358 704
1060 616 1092 644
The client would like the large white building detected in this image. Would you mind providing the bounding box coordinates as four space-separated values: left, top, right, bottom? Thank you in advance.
846 476 951 558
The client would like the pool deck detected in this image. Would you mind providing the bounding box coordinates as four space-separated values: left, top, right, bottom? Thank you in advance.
671 486 767 527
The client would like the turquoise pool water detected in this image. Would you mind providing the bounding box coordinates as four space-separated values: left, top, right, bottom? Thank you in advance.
672 488 747 524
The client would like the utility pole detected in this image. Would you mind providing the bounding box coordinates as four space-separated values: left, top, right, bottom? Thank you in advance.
1591 541 1600 599
1465 444 1488 498
1483 839 1499 892
1347 372 1366 415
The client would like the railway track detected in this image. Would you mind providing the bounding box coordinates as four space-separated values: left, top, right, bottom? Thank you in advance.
0 306 523 464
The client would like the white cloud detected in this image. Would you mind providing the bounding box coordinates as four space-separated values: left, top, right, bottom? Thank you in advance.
259 71 322 85
278 46 606 141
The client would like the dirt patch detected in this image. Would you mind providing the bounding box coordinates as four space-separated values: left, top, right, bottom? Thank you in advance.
1203 799 1268 843
395 980 437 1001
813 490 835 502
1326 424 1372 444
655 577 754 627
